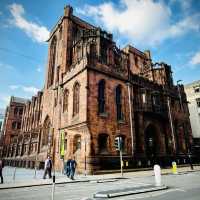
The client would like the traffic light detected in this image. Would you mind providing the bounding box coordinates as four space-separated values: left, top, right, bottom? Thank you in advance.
115 136 122 151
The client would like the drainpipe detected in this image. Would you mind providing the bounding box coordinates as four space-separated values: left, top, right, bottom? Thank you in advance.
167 96 176 156
127 82 134 156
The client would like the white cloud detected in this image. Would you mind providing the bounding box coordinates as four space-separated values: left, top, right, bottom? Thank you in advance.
9 85 20 90
167 14 200 37
79 0 200 46
22 86 39 93
0 62 14 70
190 52 200 65
9 85 39 94
8 3 49 43
0 11 3 15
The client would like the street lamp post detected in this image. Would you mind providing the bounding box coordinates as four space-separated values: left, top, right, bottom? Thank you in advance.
177 80 193 170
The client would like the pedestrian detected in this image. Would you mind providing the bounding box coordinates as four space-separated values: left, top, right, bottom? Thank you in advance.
43 156 52 179
0 159 4 184
69 157 77 180
66 158 71 178
188 154 194 170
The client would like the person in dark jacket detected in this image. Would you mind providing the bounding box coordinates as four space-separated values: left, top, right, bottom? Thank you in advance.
69 157 77 180
66 158 71 177
0 159 4 184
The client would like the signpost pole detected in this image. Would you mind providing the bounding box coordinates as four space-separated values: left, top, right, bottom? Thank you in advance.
120 148 123 177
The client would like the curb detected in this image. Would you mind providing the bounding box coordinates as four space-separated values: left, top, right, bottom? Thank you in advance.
0 179 90 190
93 164 200 175
94 185 168 198
0 177 122 190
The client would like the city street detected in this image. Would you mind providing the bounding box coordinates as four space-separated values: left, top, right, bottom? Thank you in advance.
0 167 200 200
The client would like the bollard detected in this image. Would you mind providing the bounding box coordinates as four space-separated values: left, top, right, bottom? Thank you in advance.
172 161 178 174
154 165 161 187
34 166 37 178
51 174 56 200
13 167 16 181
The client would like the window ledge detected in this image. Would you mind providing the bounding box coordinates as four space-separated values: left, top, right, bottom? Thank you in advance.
99 112 108 118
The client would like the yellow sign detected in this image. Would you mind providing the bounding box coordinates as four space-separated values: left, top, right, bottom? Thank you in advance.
60 131 65 157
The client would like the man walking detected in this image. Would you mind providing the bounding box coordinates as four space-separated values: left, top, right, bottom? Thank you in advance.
69 157 77 180
0 159 4 184
43 156 52 179
66 158 71 178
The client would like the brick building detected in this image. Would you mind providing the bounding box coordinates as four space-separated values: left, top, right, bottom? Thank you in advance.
185 80 200 158
1 6 193 173
0 96 27 158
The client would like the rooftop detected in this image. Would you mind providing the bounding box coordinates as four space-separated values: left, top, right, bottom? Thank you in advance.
184 80 200 88
10 96 29 104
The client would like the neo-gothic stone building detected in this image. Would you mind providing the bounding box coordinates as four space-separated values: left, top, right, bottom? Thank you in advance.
1 6 193 173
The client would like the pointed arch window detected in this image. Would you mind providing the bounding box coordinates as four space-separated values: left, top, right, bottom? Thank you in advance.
74 135 81 152
116 85 123 121
98 79 105 114
48 36 57 88
14 108 18 116
73 82 80 116
89 43 97 62
42 117 51 146
63 89 69 112
12 121 17 130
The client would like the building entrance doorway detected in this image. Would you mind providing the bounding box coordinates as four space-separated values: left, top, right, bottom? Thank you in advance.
145 124 158 157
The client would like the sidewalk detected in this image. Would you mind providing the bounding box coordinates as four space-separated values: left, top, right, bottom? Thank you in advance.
0 165 199 190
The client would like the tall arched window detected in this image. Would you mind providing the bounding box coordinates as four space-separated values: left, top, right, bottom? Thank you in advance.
12 121 17 130
89 43 97 62
14 108 18 116
116 85 123 120
63 89 69 112
74 135 81 152
19 108 23 115
48 36 57 88
98 79 105 114
42 117 51 146
73 82 80 116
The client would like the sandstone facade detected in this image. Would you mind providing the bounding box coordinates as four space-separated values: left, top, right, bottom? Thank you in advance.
1 6 193 173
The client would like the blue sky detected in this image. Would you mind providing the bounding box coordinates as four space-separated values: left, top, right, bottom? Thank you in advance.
0 0 200 109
